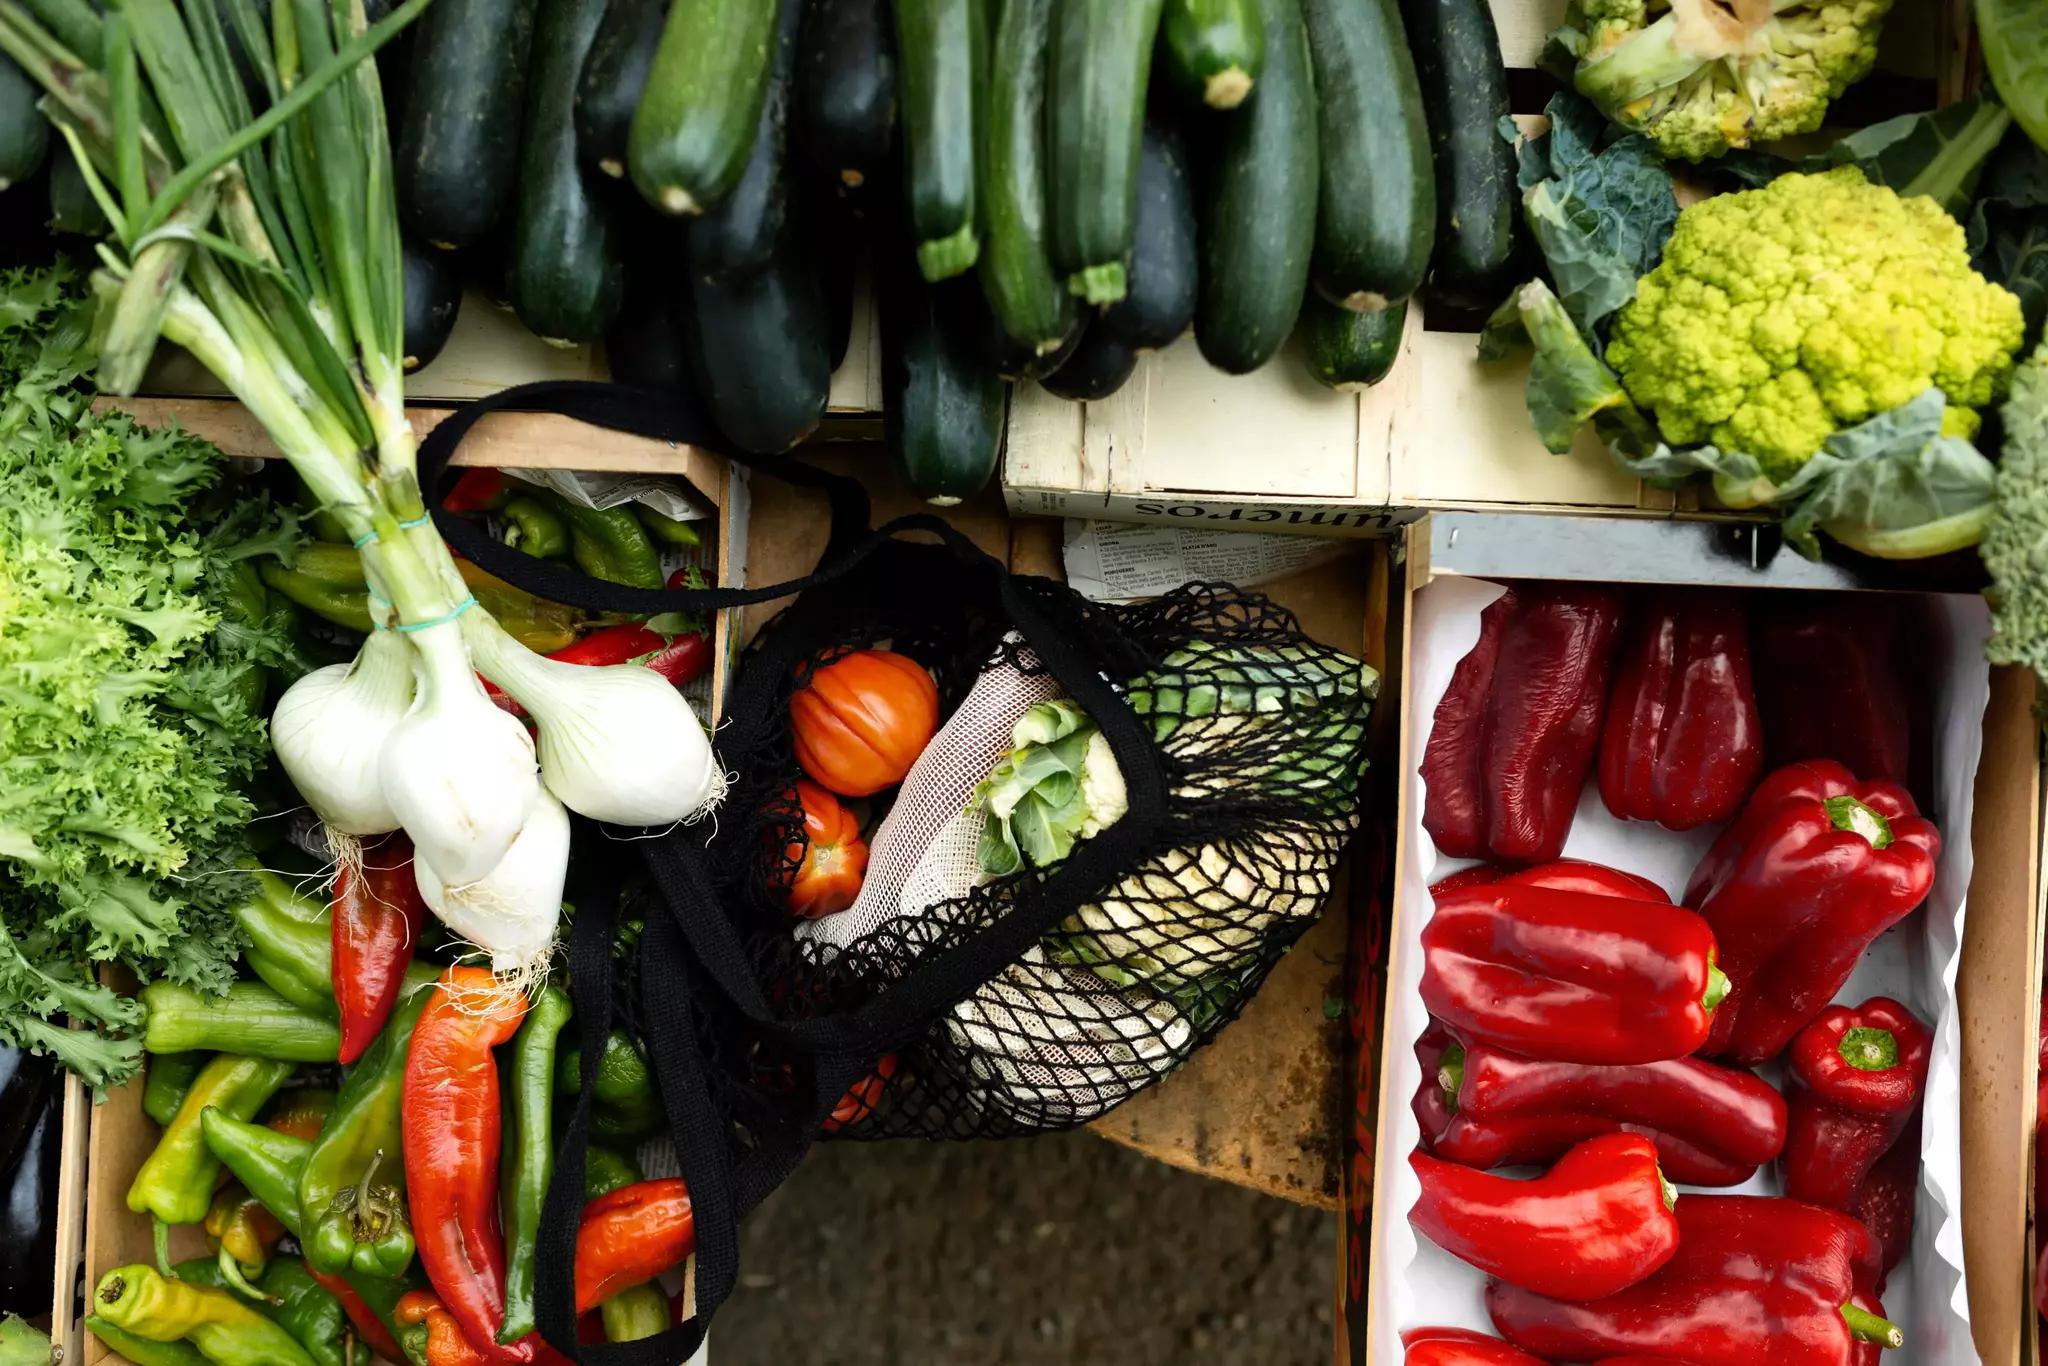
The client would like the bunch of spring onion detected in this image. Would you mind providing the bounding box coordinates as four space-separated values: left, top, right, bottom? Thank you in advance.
0 0 724 982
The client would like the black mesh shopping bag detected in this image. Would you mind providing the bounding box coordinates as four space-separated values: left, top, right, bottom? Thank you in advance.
417 382 1378 1363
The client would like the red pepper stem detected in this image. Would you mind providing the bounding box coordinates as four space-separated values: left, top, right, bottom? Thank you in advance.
1438 1045 1466 1114
1824 794 1895 850
1839 1026 1900 1071
1841 1301 1905 1348
216 1245 281 1306
1658 1170 1676 1211
1703 959 1731 1013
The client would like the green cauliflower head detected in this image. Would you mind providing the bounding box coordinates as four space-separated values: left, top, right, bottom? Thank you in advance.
1565 0 1891 161
1605 167 2026 492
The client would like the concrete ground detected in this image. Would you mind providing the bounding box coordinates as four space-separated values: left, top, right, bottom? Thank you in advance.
720 1130 1335 1365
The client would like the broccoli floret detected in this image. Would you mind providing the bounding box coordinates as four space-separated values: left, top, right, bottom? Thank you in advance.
1984 344 2048 681
1604 168 2027 496
1564 0 1892 161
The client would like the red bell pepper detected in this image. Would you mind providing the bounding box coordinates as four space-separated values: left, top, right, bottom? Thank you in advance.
1684 761 1940 1065
1781 998 1931 1211
1408 1133 1680 1301
444 468 511 514
1429 859 1669 903
573 1178 696 1312
486 623 711 719
1420 881 1726 1065
1401 1326 1548 1365
1598 591 1763 831
1486 1195 1902 1364
331 831 430 1066
1752 593 1928 809
402 968 532 1364
1420 583 1626 864
1846 1122 1918 1292
1420 1028 1786 1187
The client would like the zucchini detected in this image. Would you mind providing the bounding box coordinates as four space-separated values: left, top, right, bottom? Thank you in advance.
510 0 623 345
396 0 538 250
629 0 783 215
979 0 1076 360
1041 321 1138 402
1047 0 1164 304
1158 0 1262 110
1302 0 1433 312
796 0 897 193
1298 293 1405 390
1399 0 1520 308
400 238 464 373
687 224 831 453
883 258 1009 505
891 0 986 280
48 145 105 236
1193 0 1316 375
0 54 46 190
575 0 669 181
808 190 860 371
686 0 802 282
1098 117 1195 352
990 314 1082 382
607 220 698 390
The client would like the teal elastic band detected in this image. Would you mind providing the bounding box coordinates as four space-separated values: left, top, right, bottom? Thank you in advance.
351 530 378 548
398 515 432 530
393 595 479 633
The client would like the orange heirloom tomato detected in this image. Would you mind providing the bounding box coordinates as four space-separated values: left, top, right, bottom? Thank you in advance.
789 649 939 796
784 781 869 918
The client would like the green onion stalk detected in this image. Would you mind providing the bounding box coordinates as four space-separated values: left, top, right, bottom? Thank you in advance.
0 0 722 980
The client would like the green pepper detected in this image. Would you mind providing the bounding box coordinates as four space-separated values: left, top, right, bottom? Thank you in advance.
91 1265 318 1366
130 1057 295 1227
582 1144 643 1201
260 544 587 652
497 987 571 1343
203 1186 286 1299
632 504 703 548
556 1032 663 1141
300 994 426 1280
231 870 438 1018
174 1257 350 1366
142 1052 208 1128
601 1284 669 1343
502 495 570 558
142 983 341 1062
259 558 376 635
85 1316 212 1366
513 486 663 589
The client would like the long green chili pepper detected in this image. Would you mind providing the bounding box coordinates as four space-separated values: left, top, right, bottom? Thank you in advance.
174 1256 352 1366
300 994 427 1280
85 1316 212 1366
600 1284 669 1343
502 495 570 559
130 1057 295 1227
496 987 572 1344
141 983 341 1062
632 504 702 548
92 1265 318 1366
142 1052 207 1128
513 485 664 589
232 870 439 1019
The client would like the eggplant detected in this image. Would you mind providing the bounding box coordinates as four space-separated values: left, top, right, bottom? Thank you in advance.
0 1084 57 1312
0 1048 52 1182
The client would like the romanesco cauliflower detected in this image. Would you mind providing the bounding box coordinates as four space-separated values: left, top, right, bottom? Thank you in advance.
1604 167 2025 498
1984 343 2048 680
1560 0 1892 161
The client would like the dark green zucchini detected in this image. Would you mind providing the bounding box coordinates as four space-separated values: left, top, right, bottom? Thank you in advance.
883 259 1009 505
1047 0 1163 304
891 0 986 280
401 237 463 372
686 0 801 281
396 0 537 249
629 0 782 215
47 145 104 236
576 0 669 181
1302 0 1433 311
807 189 860 371
1194 0 1316 375
1041 320 1138 401
687 224 831 453
797 0 897 193
510 0 623 345
605 217 697 390
1399 0 1520 308
1158 0 1262 110
0 54 47 191
990 311 1081 382
979 0 1076 360
1099 117 1195 352
1298 293 1404 390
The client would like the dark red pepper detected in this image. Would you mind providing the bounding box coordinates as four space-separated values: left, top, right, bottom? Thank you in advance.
1685 761 1940 1065
444 468 511 514
1419 1027 1786 1188
1420 583 1626 864
1846 1121 1918 1292
1486 1195 1902 1364
1598 591 1763 831
1401 1326 1548 1364
1420 881 1726 1065
1752 592 1929 810
1409 1133 1680 1301
332 831 430 1065
307 1267 407 1362
1429 859 1669 903
1781 998 1931 1212
487 624 711 719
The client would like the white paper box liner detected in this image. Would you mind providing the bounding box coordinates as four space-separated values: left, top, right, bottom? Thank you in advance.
1369 575 1991 1364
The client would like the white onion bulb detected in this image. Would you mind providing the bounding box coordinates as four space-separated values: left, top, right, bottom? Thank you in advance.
269 628 413 835
414 787 568 977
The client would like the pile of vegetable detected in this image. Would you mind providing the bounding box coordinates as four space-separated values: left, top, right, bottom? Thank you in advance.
1404 581 1946 1362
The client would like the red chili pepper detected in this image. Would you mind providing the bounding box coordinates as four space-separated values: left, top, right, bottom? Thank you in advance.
1401 1326 1548 1365
489 624 712 720
1409 1133 1679 1301
1429 859 1670 903
1419 1026 1786 1188
1598 591 1763 831
308 1268 406 1362
402 968 532 1364
1421 881 1727 1065
331 831 430 1065
1752 593 1928 808
1485 1195 1901 1365
573 1178 696 1313
1780 998 1931 1212
822 1054 898 1133
1420 584 1626 864
1846 1120 1918 1292
1685 761 1940 1065
398 1289 493 1366
444 468 511 514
